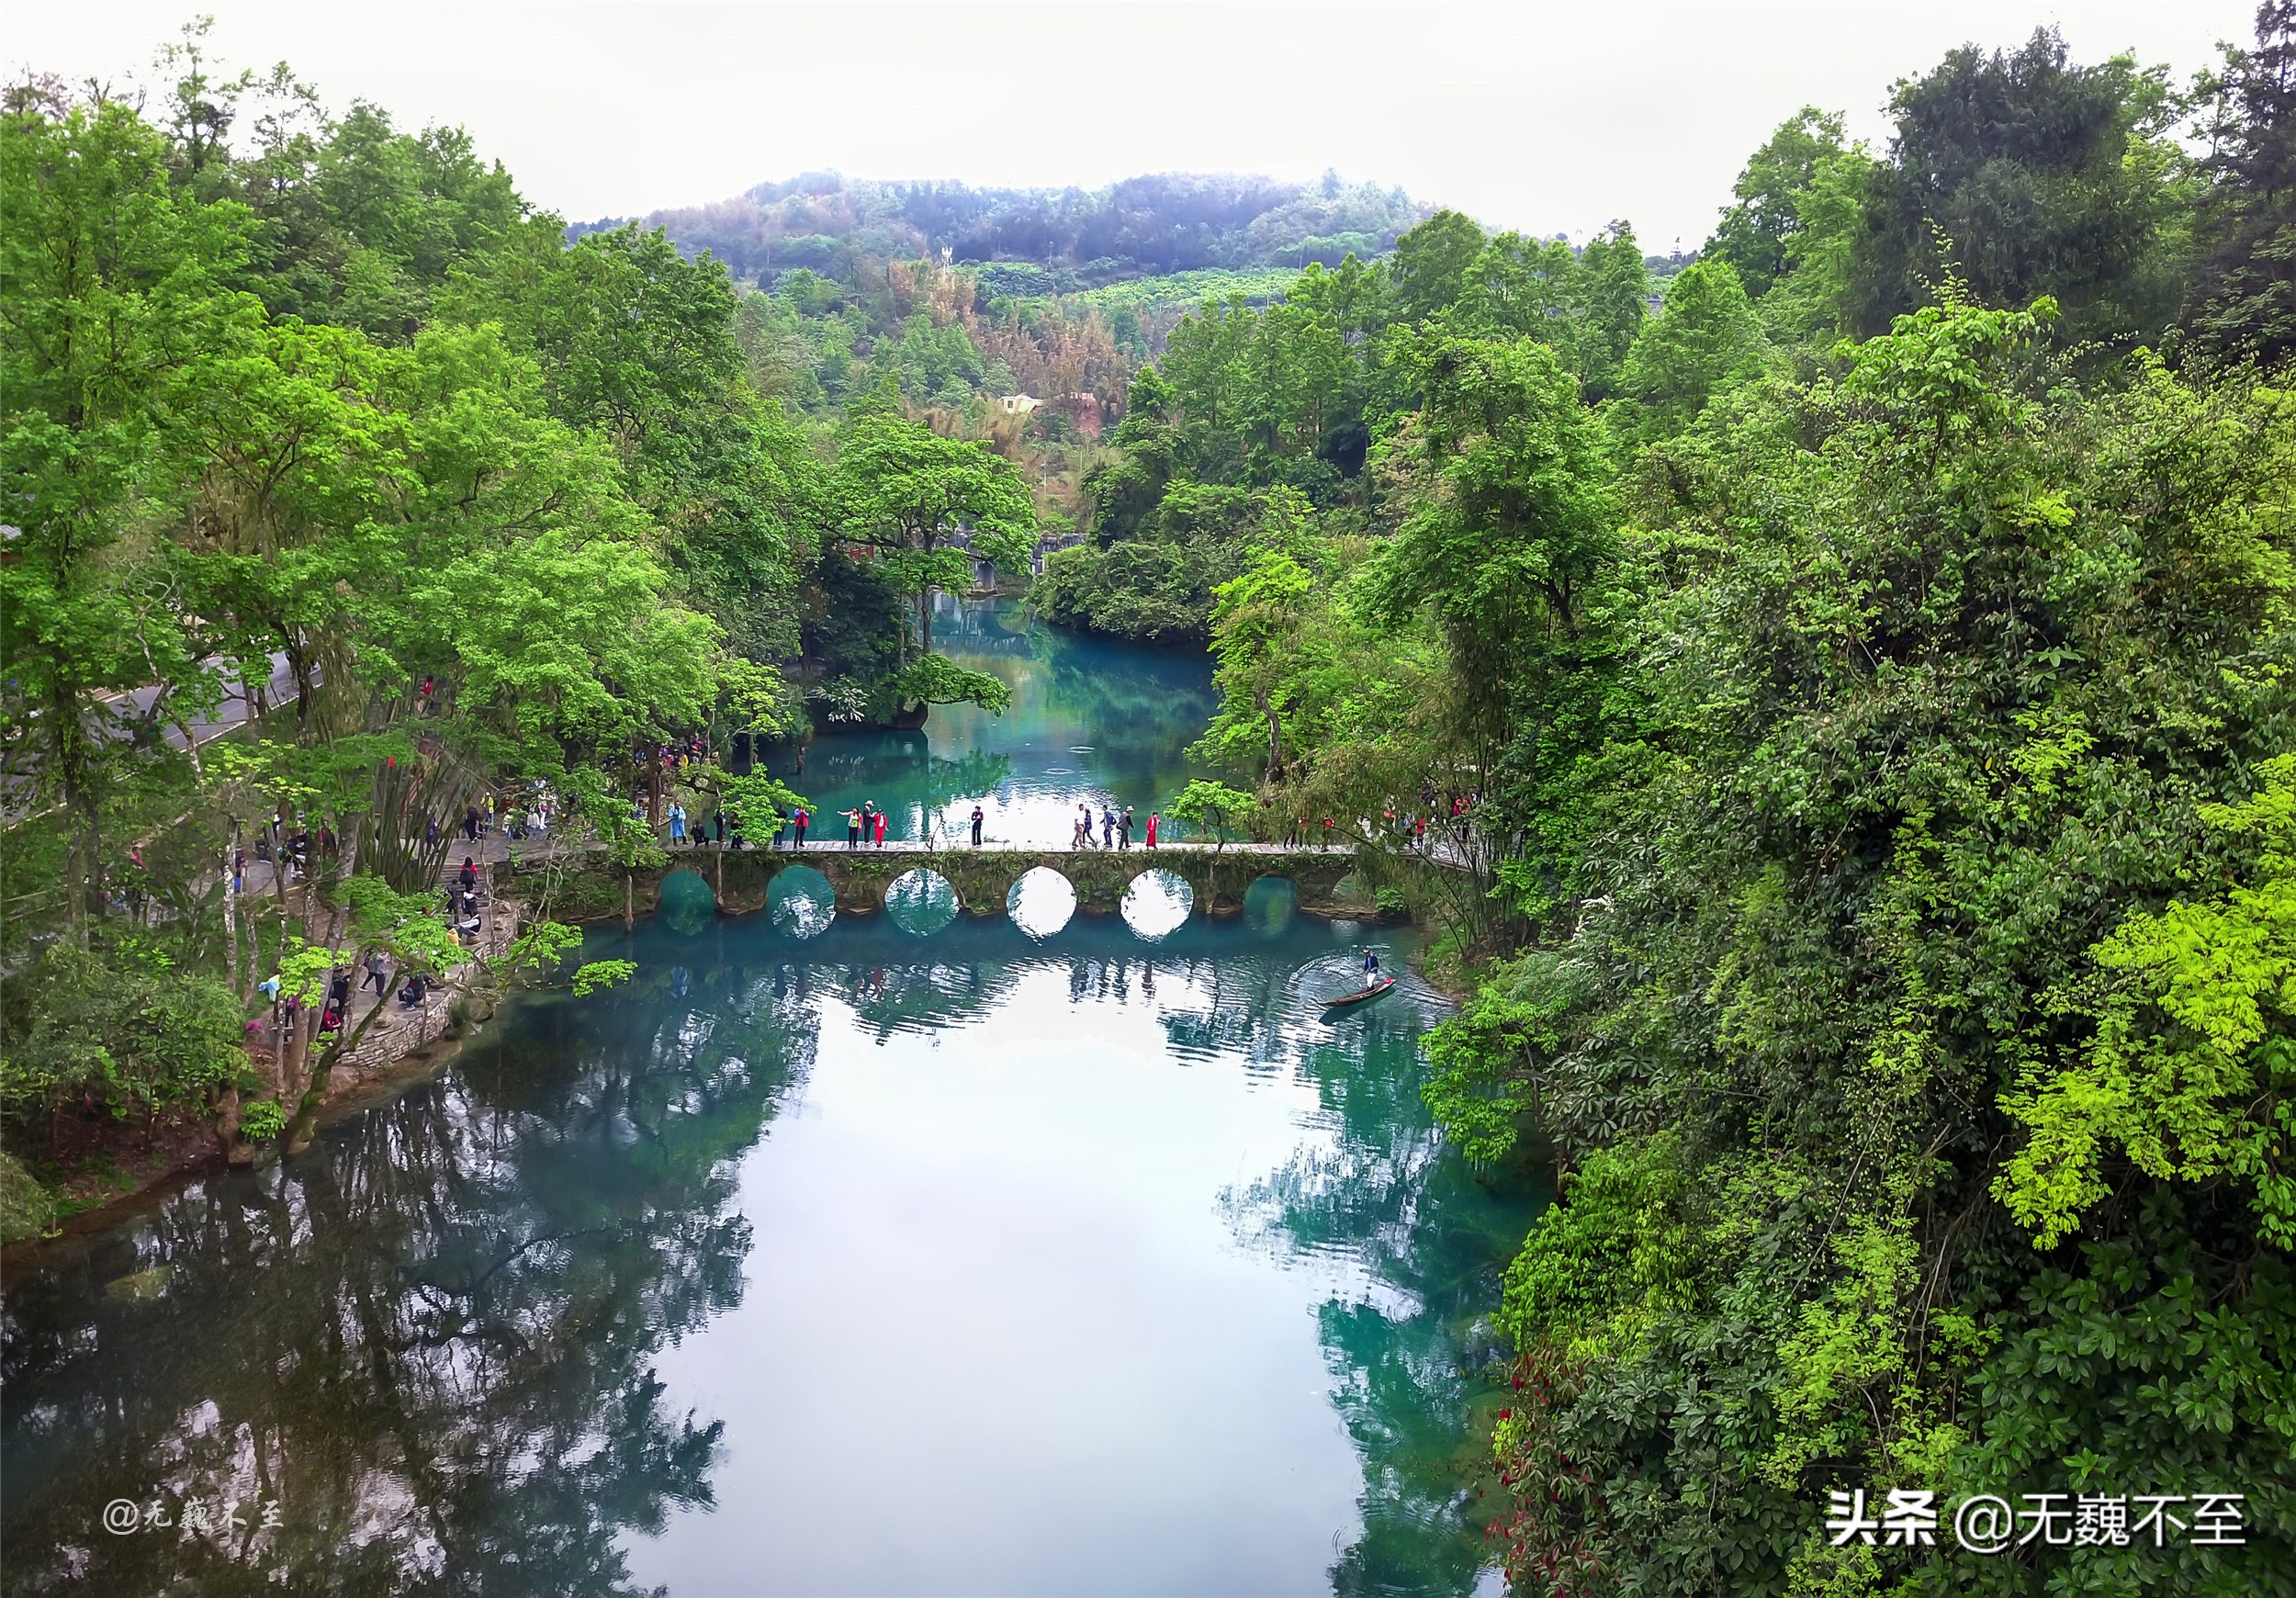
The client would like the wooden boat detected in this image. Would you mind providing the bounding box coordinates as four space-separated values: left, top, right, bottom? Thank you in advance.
1322 975 1396 1008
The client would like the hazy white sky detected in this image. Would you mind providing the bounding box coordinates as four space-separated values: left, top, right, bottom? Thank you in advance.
8 2 2259 249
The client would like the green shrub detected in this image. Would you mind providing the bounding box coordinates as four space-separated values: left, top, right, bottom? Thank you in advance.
0 1151 56 1243
237 1099 287 1144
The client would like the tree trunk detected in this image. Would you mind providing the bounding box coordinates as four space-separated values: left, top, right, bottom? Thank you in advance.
213 1085 250 1165
222 844 241 996
625 870 635 930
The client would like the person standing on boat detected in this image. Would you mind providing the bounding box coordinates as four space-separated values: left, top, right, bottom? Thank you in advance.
1364 949 1382 982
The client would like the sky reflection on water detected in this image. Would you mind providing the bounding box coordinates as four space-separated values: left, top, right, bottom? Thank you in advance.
3 907 1545 1597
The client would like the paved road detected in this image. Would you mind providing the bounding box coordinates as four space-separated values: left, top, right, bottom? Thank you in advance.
110 651 299 752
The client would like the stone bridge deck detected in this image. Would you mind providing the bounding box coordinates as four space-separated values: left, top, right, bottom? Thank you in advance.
522 842 1381 925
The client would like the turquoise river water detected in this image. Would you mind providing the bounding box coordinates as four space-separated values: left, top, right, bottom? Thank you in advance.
0 606 1548 1597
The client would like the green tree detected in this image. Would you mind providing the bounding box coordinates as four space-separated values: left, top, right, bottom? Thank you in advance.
1387 208 1487 326
1562 222 1649 400
445 220 822 666
2188 1 2296 364
1363 332 1625 912
1610 258 1767 447
1706 107 1851 297
0 99 246 924
1998 753 2296 1249
1166 780 1259 849
830 409 1034 661
1848 28 2189 345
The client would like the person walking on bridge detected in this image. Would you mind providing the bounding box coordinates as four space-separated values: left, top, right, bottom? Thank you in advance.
971 805 985 846
846 807 861 849
1146 813 1159 849
794 806 809 847
873 806 887 848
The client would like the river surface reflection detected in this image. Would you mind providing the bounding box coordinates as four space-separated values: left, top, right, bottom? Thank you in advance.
771 599 1219 847
2 906 1543 1596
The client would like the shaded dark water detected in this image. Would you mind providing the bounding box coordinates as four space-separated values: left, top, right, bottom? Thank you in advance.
2 610 1546 1596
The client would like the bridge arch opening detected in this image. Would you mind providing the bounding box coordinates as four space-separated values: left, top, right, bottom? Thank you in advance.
1240 875 1298 937
658 869 716 938
1007 866 1075 940
769 864 837 940
885 868 960 937
1120 869 1193 940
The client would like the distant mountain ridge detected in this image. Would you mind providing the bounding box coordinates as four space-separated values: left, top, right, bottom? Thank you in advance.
575 170 1433 290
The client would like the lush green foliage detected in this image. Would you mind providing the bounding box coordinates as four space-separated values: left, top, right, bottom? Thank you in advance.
0 35 1071 1176
1165 780 1260 847
1129 17 2296 1594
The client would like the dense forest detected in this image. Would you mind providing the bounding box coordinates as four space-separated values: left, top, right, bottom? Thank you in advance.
1116 15 2293 1596
4 7 2294 1595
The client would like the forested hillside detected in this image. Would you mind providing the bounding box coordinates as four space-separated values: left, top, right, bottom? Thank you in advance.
600 169 1430 288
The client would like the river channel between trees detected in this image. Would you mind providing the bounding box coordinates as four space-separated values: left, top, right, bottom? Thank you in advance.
1 604 1548 1596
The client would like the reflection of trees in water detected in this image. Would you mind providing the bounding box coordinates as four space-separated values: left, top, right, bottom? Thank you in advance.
5 933 1531 1595
917 750 1015 814
791 737 1013 832
1155 953 1311 1075
929 595 1033 653
0 961 819 1597
816 959 1026 1039
1218 1006 1548 1597
1038 636 1216 752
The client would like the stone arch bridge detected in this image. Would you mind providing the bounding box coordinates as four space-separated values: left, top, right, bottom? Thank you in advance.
535 843 1379 926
